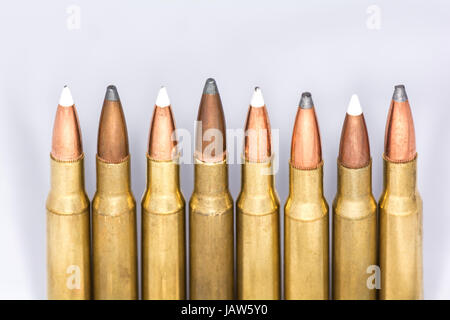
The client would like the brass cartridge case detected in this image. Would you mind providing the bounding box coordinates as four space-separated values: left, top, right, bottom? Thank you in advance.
379 156 423 300
332 162 377 300
142 156 186 300
237 160 280 300
92 156 138 300
284 163 329 300
47 155 91 300
189 158 234 299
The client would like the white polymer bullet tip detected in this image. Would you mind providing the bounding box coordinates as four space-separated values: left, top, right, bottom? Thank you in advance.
250 87 265 107
347 94 363 116
59 85 74 107
156 86 170 107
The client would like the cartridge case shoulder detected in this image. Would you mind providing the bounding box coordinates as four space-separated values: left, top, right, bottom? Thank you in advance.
47 157 89 215
333 196 377 220
379 157 422 217
189 192 233 216
47 191 89 216
285 164 328 221
93 193 136 217
285 199 328 222
93 157 136 217
237 191 279 216
142 158 185 215
379 192 422 217
142 191 185 215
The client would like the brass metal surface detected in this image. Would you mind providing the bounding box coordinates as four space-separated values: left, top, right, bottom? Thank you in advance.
237 159 280 299
284 163 329 300
332 162 377 300
92 156 138 300
47 156 91 299
142 156 185 299
379 156 423 300
189 158 234 299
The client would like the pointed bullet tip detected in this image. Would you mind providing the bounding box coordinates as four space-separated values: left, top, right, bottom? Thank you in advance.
155 86 170 107
393 84 408 102
347 94 363 116
59 85 74 107
250 87 265 107
299 92 314 109
203 78 218 95
105 85 120 101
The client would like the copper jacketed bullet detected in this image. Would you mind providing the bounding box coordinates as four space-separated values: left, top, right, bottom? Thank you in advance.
141 87 186 300
237 87 280 300
332 94 377 300
47 86 91 299
92 85 138 300
379 85 423 299
189 78 234 300
284 92 329 300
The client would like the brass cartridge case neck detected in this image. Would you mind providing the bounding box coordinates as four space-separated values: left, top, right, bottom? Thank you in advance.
336 161 373 200
146 155 180 195
383 155 418 197
193 157 229 195
96 155 132 195
47 155 89 215
241 159 275 196
288 162 325 203
50 155 86 195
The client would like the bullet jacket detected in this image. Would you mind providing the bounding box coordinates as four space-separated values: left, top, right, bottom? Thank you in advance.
92 156 138 300
332 161 377 300
142 156 186 300
189 158 234 300
379 156 423 299
47 155 91 299
284 163 329 300
237 159 280 300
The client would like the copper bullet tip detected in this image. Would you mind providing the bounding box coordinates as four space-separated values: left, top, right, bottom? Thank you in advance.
245 87 271 162
299 92 313 109
203 78 218 95
290 92 322 169
384 85 416 162
51 85 83 161
393 84 408 102
97 85 130 163
338 94 371 169
148 87 178 161
195 78 226 163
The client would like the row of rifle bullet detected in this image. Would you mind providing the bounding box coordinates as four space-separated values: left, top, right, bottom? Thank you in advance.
47 78 422 300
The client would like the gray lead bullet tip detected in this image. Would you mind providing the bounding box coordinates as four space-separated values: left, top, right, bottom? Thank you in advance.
299 92 314 109
203 78 218 95
393 84 408 102
105 85 120 101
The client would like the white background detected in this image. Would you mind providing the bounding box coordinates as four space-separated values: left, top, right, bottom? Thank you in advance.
0 0 448 299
